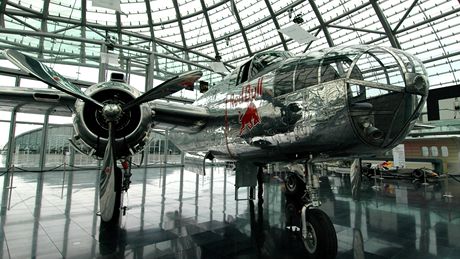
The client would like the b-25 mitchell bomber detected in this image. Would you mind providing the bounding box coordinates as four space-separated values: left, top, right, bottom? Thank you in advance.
0 45 428 259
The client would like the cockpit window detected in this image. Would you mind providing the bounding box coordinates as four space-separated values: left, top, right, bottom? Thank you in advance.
237 51 292 85
252 51 291 77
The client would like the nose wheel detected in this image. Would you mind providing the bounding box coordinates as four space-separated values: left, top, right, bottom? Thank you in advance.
301 208 337 259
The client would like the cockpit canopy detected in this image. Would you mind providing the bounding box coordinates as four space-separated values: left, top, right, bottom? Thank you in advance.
226 51 292 86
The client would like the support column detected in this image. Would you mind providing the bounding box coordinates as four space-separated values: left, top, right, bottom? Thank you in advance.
5 108 17 170
38 0 50 58
80 0 86 64
145 53 155 91
39 110 51 171
163 130 169 164
98 44 108 82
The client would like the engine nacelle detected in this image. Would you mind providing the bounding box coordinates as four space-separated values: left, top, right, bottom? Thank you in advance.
69 81 153 159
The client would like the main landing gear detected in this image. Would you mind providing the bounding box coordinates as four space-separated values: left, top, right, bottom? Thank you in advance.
284 161 338 259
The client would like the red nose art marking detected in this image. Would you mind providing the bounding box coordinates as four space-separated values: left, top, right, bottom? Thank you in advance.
53 76 60 81
104 167 111 175
239 102 261 135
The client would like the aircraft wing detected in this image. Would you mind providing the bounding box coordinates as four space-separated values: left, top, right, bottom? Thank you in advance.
149 100 210 133
0 86 76 116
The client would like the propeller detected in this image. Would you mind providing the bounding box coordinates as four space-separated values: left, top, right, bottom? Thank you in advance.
4 49 203 222
99 121 116 222
3 49 103 108
123 70 203 111
98 102 124 222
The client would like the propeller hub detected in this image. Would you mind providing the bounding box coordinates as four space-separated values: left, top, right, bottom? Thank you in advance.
102 103 122 122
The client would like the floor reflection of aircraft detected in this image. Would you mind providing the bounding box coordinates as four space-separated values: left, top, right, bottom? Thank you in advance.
99 198 312 259
1 44 428 258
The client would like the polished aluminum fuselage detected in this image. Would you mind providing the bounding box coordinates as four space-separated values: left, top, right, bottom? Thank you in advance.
170 75 370 161
168 46 428 162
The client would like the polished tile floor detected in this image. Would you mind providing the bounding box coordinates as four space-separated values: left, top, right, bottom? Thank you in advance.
0 165 459 258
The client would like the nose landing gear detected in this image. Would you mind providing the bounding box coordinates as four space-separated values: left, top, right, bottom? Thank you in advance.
283 161 338 259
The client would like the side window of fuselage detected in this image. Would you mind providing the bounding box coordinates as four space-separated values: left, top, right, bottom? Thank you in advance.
295 59 320 91
237 61 251 85
274 59 298 96
228 69 239 86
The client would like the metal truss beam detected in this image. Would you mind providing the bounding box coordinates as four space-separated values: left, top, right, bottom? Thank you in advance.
366 7 460 46
80 0 86 63
51 24 79 34
0 0 7 27
393 0 419 32
308 0 334 47
4 14 39 31
199 0 220 59
115 12 125 68
172 0 192 71
3 8 234 69
0 28 219 73
303 28 322 53
190 0 305 51
370 0 401 49
38 0 50 58
222 2 372 62
396 7 460 34
327 24 386 35
144 0 160 71
229 0 252 56
263 0 288 51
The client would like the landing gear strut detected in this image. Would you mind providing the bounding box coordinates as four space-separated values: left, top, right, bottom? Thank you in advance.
284 160 338 259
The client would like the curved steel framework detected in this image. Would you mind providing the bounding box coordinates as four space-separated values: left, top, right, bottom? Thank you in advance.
0 0 459 173
0 0 457 90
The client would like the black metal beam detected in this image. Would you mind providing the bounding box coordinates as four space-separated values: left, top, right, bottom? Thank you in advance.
229 0 252 56
370 0 401 49
308 0 334 47
144 0 160 70
263 0 288 50
172 0 192 71
200 0 220 59
80 0 86 63
38 0 50 58
0 0 7 27
3 8 234 69
393 0 419 32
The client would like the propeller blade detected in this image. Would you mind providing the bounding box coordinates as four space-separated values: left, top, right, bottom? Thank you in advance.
99 122 117 222
123 70 202 111
3 49 103 108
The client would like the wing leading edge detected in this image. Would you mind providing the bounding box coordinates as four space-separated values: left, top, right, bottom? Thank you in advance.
0 86 76 116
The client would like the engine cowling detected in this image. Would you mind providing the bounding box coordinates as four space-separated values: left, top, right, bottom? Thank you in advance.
70 81 153 159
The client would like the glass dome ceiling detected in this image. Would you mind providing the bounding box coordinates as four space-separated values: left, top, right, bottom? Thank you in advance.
0 0 459 89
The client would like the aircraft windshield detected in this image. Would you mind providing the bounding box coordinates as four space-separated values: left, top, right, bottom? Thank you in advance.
251 51 292 75
236 51 292 85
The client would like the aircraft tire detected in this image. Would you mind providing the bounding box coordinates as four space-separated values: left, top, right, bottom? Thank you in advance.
412 169 424 179
285 172 305 196
302 208 338 259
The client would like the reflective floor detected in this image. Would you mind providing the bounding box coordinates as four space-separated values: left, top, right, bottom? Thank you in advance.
0 165 459 258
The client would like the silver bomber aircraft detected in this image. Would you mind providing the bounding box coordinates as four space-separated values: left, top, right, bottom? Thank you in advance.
0 45 428 259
